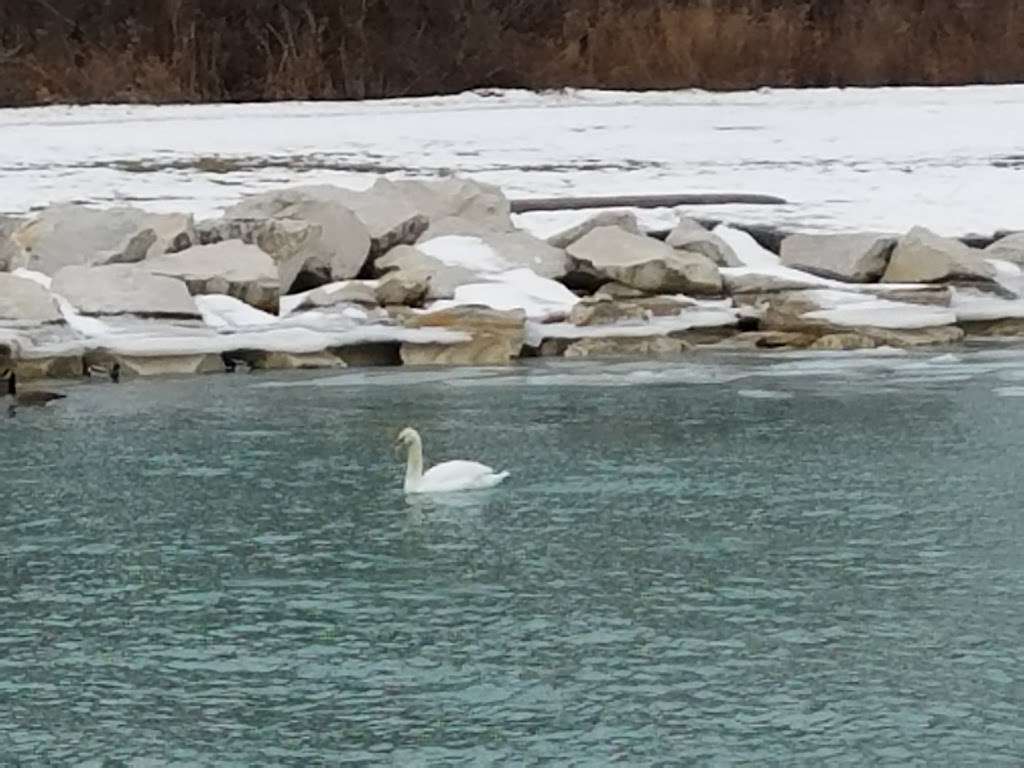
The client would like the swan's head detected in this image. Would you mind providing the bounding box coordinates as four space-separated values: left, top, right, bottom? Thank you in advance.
393 427 422 457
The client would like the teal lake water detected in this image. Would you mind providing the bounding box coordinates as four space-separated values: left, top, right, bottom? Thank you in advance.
3 350 1024 765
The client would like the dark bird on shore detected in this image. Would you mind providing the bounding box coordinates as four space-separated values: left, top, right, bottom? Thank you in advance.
3 369 66 417
83 361 121 383
222 352 255 373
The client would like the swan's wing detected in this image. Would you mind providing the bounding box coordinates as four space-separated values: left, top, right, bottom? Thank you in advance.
421 460 495 485
419 460 508 492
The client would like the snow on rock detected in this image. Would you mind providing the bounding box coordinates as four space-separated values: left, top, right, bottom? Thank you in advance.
526 305 739 348
195 294 279 331
950 287 1024 322
417 234 512 274
714 225 780 268
54 294 114 337
800 290 957 329
987 258 1022 279
429 268 579 322
11 268 52 289
984 233 1024 265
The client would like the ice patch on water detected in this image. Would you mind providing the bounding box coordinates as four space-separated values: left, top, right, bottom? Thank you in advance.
255 367 504 388
737 389 793 400
994 386 1024 397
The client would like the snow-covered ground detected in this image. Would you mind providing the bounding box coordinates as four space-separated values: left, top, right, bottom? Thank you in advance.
2 86 1022 237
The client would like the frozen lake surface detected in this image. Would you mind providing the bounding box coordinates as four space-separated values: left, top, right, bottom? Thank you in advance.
2 85 1022 237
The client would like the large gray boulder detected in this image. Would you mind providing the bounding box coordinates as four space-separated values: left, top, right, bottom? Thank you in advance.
222 194 372 291
400 306 525 365
566 226 723 295
5 204 196 275
882 226 996 284
52 264 201 318
984 232 1024 266
780 233 896 282
374 245 478 300
0 216 22 272
146 241 281 314
546 211 641 249
720 268 824 294
564 336 689 359
373 272 429 307
758 289 957 337
227 182 427 257
568 296 647 326
296 281 381 310
418 215 500 241
809 326 965 349
378 177 513 232
666 218 742 267
0 273 62 324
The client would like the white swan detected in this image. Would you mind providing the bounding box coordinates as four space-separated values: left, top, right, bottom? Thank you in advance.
394 427 509 494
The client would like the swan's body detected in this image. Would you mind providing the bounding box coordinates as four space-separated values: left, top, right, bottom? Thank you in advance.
395 427 509 494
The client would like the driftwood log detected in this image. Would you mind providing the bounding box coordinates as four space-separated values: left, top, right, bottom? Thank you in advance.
509 193 787 214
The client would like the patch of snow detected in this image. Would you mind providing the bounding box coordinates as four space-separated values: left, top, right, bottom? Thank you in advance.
49 324 468 358
803 296 957 329
987 258 1022 278
278 280 378 317
53 294 113 337
418 235 510 274
426 267 579 322
950 288 1024 322
714 225 780 268
11 268 52 289
195 294 278 330
526 306 738 347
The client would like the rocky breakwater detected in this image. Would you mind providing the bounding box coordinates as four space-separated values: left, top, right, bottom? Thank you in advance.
2 176 1024 380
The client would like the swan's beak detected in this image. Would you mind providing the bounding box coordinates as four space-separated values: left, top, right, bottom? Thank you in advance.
392 440 403 460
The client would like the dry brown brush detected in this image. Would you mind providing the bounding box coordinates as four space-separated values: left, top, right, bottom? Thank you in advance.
1 0 1022 106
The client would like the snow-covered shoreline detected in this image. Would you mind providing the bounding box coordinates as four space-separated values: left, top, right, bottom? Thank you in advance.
3 174 1024 382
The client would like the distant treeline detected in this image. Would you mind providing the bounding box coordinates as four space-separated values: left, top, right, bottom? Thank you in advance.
1 0 1022 105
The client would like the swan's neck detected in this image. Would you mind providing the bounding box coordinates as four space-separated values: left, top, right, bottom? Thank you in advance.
404 437 424 492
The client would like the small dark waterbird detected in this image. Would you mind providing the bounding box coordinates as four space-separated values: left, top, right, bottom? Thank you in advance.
83 361 121 383
3 369 66 417
221 352 255 373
